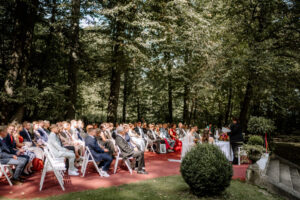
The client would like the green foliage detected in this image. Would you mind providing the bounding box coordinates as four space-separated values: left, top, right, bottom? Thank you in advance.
180 144 233 197
247 116 276 135
248 135 264 146
0 0 299 131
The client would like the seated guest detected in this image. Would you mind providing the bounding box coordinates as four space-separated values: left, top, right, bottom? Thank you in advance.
135 122 153 150
4 124 31 174
0 126 27 184
200 129 215 144
12 124 36 174
18 122 44 160
37 121 49 142
60 122 81 159
32 121 47 145
169 124 182 152
70 120 83 141
193 126 201 141
147 124 164 150
98 125 116 156
160 123 175 152
176 123 187 138
20 121 33 143
70 120 85 156
142 122 148 136
48 124 79 176
77 120 88 139
115 125 148 174
85 128 112 177
134 122 145 138
44 120 51 135
128 123 145 151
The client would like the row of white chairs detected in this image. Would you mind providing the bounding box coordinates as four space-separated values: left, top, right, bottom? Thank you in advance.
39 143 135 191
1 138 154 189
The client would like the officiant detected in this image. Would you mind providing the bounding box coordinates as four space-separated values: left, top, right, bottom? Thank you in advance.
228 117 244 164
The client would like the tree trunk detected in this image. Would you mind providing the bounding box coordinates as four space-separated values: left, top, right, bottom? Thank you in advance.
188 99 195 125
7 0 39 122
167 54 173 123
66 0 80 120
107 66 121 123
239 79 253 131
122 68 129 122
137 97 141 121
107 19 124 123
225 86 232 125
183 83 189 124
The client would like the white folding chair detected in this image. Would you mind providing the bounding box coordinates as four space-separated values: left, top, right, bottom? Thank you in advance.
0 162 13 186
113 146 133 175
40 147 66 191
81 146 103 177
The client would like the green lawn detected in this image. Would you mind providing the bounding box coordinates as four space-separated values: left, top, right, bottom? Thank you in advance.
0 175 281 200
15 175 281 200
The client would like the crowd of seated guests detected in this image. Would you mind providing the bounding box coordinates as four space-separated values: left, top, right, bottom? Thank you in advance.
0 120 216 185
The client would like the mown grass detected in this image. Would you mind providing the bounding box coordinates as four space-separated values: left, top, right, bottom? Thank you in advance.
12 175 282 200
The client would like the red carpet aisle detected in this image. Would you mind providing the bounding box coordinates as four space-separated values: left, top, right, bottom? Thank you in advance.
0 152 248 199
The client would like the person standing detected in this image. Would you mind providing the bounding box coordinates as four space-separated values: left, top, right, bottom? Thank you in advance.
229 118 244 165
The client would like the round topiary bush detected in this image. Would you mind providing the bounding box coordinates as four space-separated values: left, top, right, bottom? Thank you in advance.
248 135 264 146
180 144 233 197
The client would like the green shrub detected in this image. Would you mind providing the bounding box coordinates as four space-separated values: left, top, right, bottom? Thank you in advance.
248 135 264 146
247 116 276 135
180 144 233 197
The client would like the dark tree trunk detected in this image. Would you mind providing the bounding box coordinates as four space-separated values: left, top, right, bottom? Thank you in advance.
66 0 81 120
224 86 232 125
137 97 141 121
239 79 253 131
7 0 39 122
122 68 129 122
107 66 121 123
183 83 189 124
218 101 223 128
188 99 195 125
167 54 173 123
107 19 124 123
192 100 197 124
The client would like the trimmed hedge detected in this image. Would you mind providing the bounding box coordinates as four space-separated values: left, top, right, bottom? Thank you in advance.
248 135 264 146
180 144 233 197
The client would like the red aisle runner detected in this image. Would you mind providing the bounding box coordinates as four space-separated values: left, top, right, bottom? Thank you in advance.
0 152 248 199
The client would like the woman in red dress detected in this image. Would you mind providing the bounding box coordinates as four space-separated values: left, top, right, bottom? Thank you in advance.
169 124 182 152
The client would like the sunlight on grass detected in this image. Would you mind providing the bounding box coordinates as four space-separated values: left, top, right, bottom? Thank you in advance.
21 176 283 200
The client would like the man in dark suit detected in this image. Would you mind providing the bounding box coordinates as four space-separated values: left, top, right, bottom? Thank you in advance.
85 128 112 177
0 126 27 184
229 118 244 164
115 125 148 174
19 121 33 143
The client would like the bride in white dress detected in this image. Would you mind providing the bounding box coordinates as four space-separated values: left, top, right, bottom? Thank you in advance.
181 126 196 160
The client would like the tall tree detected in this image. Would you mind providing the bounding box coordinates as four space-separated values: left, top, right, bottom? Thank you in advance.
66 0 81 119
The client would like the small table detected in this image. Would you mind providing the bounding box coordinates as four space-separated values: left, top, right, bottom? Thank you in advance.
215 141 233 161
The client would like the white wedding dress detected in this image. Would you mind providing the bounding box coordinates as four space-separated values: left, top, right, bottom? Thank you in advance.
181 132 195 161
